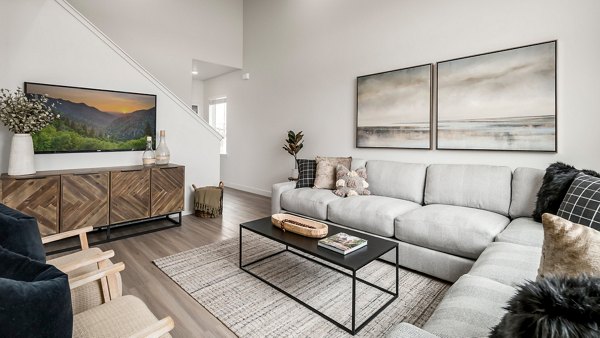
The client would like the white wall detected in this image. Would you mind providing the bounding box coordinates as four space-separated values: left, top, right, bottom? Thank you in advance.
205 0 600 196
67 0 243 105
0 0 221 212
191 78 206 120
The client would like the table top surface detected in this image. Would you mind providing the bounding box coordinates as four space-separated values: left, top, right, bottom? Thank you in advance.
240 217 397 271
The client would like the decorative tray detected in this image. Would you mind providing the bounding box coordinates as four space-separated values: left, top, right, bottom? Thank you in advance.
271 214 328 238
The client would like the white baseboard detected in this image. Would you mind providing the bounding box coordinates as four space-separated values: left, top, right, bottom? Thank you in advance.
223 181 272 197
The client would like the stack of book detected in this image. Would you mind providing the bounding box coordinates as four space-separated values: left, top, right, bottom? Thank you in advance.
318 232 367 255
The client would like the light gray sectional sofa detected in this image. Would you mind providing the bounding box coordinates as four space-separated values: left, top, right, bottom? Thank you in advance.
272 160 547 337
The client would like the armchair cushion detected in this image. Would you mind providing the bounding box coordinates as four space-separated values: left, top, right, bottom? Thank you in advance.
0 246 73 338
0 203 45 263
49 248 123 314
73 295 171 338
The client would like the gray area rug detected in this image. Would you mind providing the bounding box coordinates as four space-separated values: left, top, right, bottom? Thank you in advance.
154 233 450 337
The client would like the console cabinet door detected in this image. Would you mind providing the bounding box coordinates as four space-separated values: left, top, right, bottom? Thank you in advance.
61 172 109 231
2 176 60 236
151 166 184 216
110 169 150 224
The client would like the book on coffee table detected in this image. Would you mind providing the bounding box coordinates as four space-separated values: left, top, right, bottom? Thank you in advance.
318 232 367 255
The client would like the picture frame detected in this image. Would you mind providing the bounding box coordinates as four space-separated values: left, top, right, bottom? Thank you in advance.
25 82 157 154
436 41 557 152
356 64 433 149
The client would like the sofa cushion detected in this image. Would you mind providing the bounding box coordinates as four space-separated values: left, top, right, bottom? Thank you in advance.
425 164 512 216
328 196 420 237
395 204 510 259
366 161 427 204
385 323 439 338
0 246 73 338
495 217 543 247
422 274 515 338
509 167 544 219
351 158 367 170
0 203 46 263
281 188 340 220
468 242 541 287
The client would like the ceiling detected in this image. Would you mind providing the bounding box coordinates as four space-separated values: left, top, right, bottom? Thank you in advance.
192 59 239 81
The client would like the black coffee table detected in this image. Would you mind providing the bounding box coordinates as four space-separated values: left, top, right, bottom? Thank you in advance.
239 217 398 335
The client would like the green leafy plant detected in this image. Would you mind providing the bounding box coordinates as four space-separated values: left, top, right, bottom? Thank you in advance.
0 87 58 134
282 130 304 167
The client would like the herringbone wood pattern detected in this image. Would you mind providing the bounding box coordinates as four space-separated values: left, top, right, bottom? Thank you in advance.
151 167 184 216
61 173 109 231
2 176 60 235
110 169 150 223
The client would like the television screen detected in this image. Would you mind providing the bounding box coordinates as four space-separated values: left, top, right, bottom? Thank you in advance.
24 82 156 153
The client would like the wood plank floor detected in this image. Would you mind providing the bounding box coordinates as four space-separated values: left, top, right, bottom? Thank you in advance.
58 188 271 338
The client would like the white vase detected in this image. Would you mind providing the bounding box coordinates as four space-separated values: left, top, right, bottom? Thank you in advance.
8 134 36 176
291 168 299 179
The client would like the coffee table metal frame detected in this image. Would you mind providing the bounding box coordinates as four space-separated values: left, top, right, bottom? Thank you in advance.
239 223 398 335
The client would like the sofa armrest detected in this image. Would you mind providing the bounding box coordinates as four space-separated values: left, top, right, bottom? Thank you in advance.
385 323 438 338
271 181 296 214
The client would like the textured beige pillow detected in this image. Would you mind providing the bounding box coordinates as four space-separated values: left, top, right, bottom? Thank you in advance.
313 156 352 189
538 213 600 279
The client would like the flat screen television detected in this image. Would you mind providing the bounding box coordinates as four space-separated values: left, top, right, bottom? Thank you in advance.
24 82 156 154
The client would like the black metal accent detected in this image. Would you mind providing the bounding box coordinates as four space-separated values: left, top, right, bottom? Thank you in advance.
46 211 182 256
239 225 398 335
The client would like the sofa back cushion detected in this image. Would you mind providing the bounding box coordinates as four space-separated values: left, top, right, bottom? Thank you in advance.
351 158 367 170
509 167 544 219
366 160 427 204
425 164 512 215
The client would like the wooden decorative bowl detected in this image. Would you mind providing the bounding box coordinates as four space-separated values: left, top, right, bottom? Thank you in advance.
271 214 328 238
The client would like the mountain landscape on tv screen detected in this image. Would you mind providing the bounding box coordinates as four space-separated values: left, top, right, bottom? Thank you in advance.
32 97 156 153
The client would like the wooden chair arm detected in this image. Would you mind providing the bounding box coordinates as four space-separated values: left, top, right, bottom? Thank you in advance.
49 249 115 273
69 262 125 290
128 317 175 338
42 226 93 249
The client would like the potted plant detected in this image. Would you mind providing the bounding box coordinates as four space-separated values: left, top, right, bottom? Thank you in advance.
282 130 304 179
0 88 58 175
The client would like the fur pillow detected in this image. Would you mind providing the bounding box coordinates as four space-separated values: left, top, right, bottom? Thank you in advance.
538 213 600 279
334 165 370 197
490 275 600 338
313 156 352 189
533 162 600 222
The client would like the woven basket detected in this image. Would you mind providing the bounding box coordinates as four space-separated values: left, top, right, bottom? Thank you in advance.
193 182 224 218
271 214 328 238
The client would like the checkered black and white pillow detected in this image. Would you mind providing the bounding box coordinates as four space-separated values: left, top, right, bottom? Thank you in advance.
557 172 600 230
296 159 316 188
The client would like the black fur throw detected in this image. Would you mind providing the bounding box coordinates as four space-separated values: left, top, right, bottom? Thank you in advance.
532 162 600 221
490 275 600 338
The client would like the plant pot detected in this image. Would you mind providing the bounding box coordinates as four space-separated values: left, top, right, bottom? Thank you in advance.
291 168 299 179
8 134 35 176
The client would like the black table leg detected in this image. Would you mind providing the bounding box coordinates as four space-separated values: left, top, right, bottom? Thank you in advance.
352 270 356 334
396 244 399 296
239 226 243 267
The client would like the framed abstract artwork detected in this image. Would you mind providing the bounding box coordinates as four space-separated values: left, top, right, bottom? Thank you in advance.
356 64 432 149
436 41 557 152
